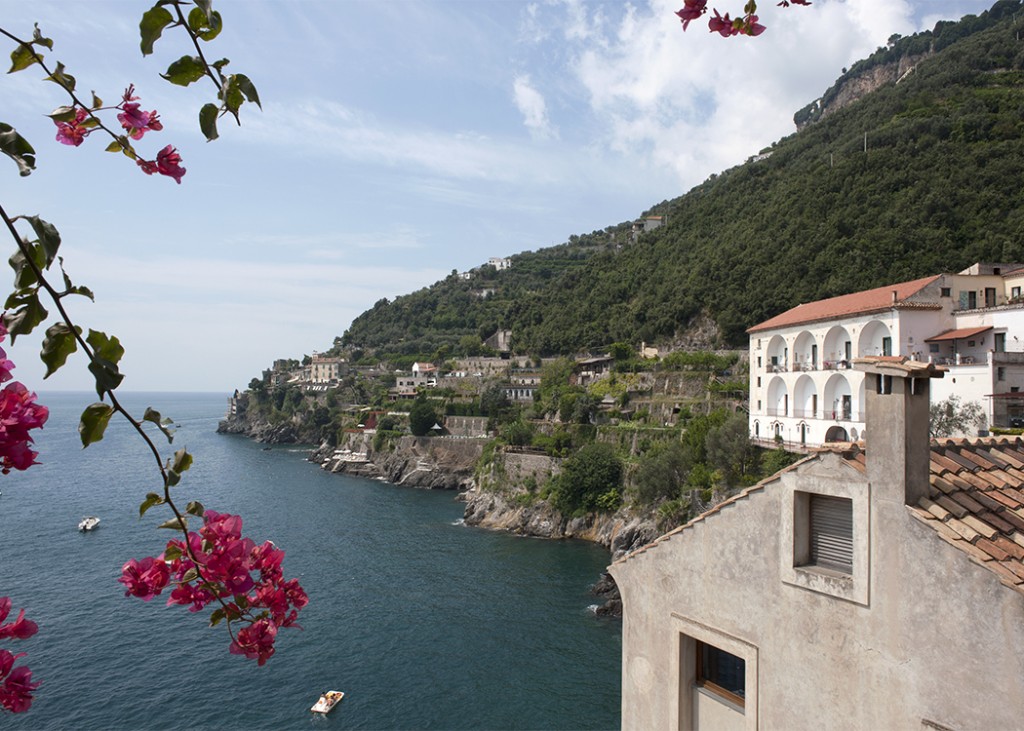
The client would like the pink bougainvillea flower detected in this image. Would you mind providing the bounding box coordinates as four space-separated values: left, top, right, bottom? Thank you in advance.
118 556 170 601
0 382 48 474
117 103 163 140
0 664 41 713
0 608 38 641
675 0 708 29
708 9 740 36
229 619 278 666
740 13 766 35
53 107 90 147
136 158 159 176
155 145 186 183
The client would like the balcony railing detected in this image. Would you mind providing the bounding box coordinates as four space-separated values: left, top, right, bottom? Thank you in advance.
766 407 787 416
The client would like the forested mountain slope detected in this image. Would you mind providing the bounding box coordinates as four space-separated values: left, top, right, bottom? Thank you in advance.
341 0 1024 357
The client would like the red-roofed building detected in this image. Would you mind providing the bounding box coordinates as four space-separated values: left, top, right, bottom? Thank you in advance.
748 263 1024 448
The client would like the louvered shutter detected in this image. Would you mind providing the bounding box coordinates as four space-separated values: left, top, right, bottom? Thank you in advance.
809 494 853 574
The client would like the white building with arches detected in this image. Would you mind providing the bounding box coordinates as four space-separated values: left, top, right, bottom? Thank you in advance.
749 263 1024 449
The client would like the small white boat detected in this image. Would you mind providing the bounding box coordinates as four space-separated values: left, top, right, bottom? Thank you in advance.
310 690 344 714
78 516 100 531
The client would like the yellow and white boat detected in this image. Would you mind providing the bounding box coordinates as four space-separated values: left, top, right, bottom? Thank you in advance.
311 690 344 714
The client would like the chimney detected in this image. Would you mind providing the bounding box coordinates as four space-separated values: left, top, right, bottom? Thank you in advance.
891 290 897 305
854 357 943 506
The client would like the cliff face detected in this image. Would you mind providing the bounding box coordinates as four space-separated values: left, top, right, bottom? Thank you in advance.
461 488 659 561
217 413 304 443
795 51 932 129
310 433 483 490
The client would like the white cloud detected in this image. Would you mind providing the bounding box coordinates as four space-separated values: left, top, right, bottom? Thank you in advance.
558 0 925 189
513 74 558 140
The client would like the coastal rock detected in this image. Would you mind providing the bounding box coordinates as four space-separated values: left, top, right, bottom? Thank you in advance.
461 489 659 556
312 434 483 491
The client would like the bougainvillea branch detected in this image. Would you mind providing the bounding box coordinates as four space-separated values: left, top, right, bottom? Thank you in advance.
0 2 299 713
675 0 810 37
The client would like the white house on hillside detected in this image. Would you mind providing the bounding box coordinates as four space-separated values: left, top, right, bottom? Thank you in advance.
748 263 1024 449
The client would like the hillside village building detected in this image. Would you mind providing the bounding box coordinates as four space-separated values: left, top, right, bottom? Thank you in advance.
310 354 346 384
748 263 1024 448
611 357 1024 730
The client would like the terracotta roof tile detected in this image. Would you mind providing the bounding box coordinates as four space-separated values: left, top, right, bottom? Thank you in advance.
747 275 941 333
912 436 1024 596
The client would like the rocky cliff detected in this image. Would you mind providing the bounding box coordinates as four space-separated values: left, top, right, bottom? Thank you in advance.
795 50 932 129
310 433 482 490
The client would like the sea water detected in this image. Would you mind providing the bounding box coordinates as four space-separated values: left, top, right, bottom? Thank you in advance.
1 392 620 730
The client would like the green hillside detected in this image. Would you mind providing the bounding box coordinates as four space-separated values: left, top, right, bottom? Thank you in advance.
341 0 1024 358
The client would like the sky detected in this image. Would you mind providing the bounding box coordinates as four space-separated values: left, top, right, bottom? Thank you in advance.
0 0 998 393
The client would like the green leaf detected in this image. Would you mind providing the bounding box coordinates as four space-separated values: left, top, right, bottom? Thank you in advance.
221 76 245 116
47 106 77 123
86 330 125 395
211 58 230 72
192 0 214 22
166 470 181 487
180 567 199 582
79 402 114 447
8 248 39 290
199 103 219 141
4 292 48 341
59 256 96 301
40 322 80 378
43 62 75 93
188 7 222 41
139 492 164 517
88 358 124 396
185 500 205 517
0 122 36 176
172 448 193 474
233 74 261 109
31 23 54 51
158 516 188 530
90 91 102 109
86 329 125 365
143 407 175 443
139 5 175 56
161 55 206 86
105 139 123 153
209 607 225 627
25 215 61 266
8 44 40 74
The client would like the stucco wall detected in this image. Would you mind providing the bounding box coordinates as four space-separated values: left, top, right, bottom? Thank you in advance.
611 459 1024 730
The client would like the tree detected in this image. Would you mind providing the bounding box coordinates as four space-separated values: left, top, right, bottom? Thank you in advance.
408 396 439 436
550 442 624 515
930 395 987 437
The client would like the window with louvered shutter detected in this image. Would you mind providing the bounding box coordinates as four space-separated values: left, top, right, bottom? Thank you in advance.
809 494 853 574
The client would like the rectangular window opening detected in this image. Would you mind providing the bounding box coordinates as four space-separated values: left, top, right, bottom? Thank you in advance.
805 493 853 575
696 641 746 709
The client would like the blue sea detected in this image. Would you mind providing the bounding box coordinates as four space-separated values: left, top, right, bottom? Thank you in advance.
1 392 620 730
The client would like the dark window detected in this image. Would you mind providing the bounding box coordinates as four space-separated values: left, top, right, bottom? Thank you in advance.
995 333 1006 352
808 494 853 574
999 367 1006 381
929 343 940 353
882 336 892 356
1013 287 1021 300
968 291 978 309
940 287 951 297
985 288 997 307
697 641 745 707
